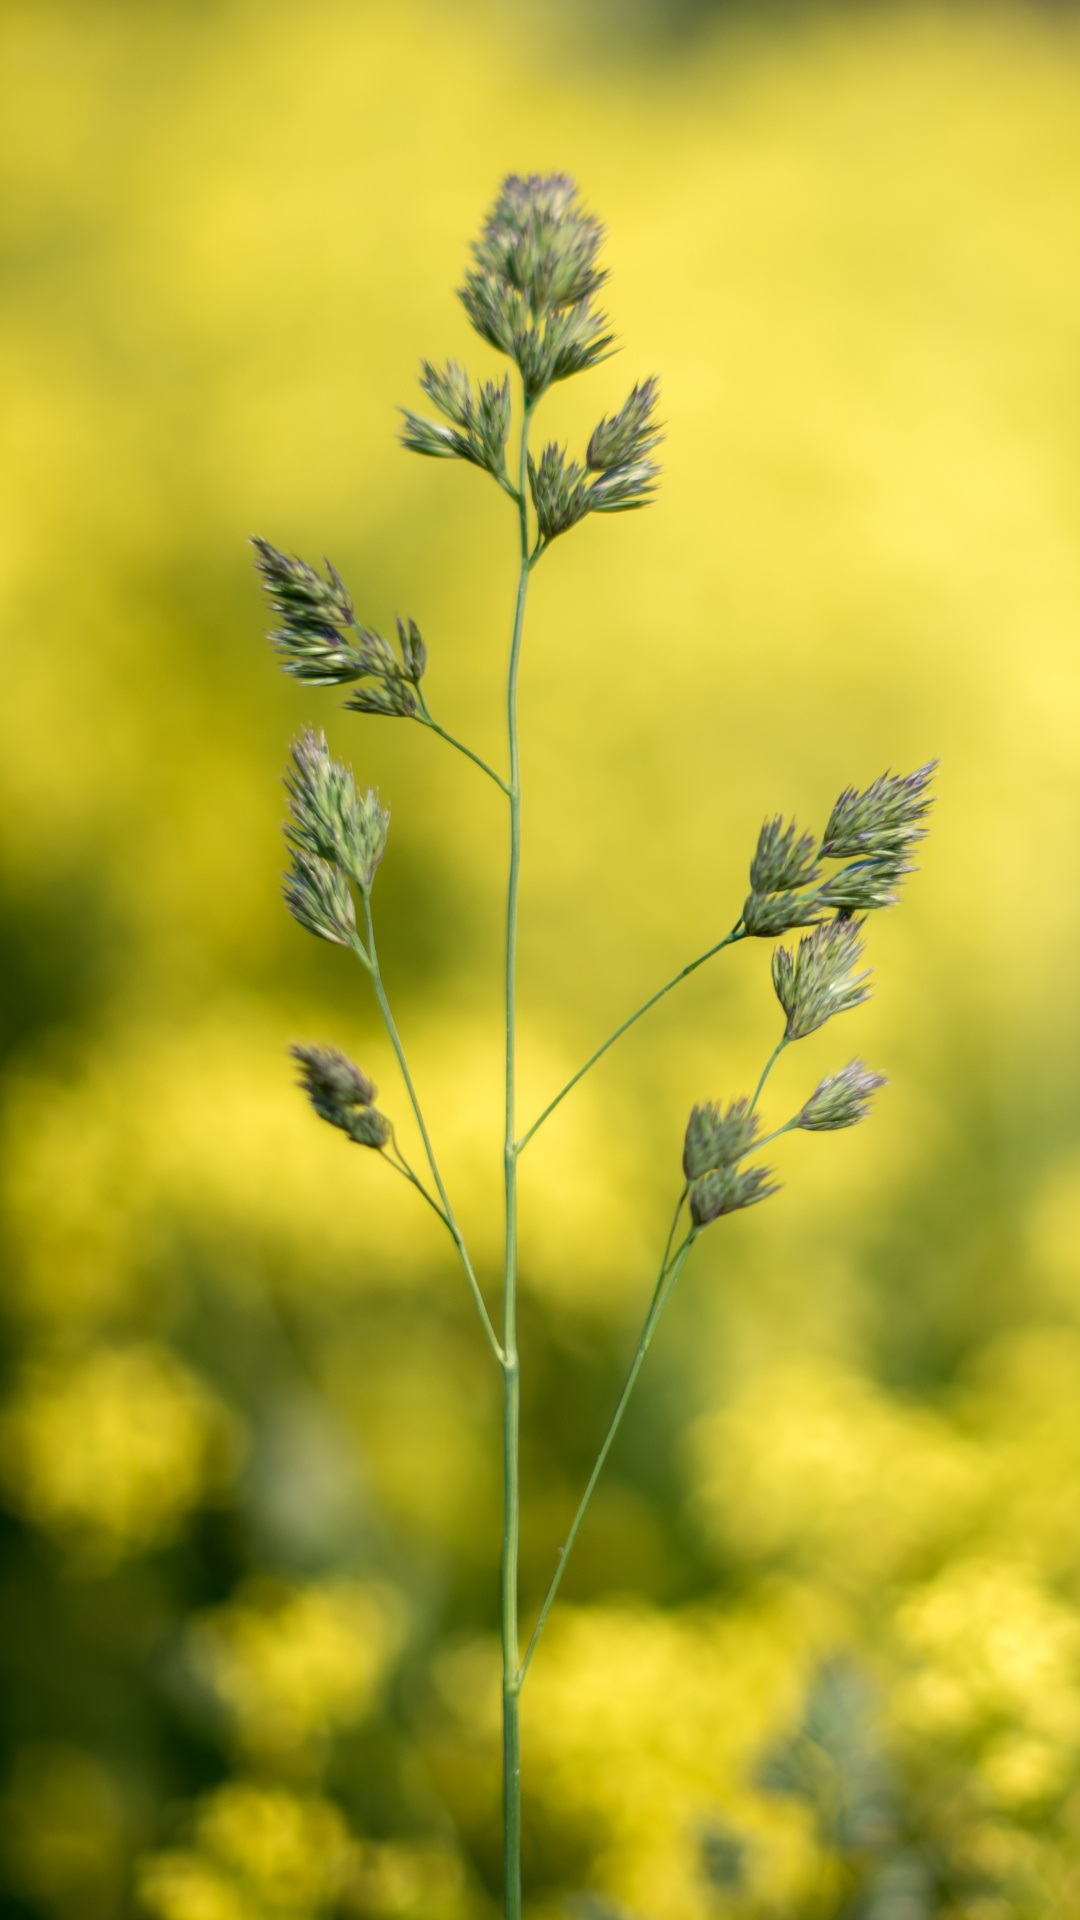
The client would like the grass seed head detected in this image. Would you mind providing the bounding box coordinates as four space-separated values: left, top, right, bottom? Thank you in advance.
772 918 872 1042
284 729 388 895
460 174 614 400
821 762 937 860
291 1045 391 1148
683 1100 760 1181
689 1162 780 1227
797 1059 887 1131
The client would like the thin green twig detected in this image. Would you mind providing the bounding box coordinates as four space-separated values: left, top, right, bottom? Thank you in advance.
518 1217 698 1684
383 1131 453 1229
749 1034 788 1115
501 392 534 1920
358 897 504 1366
414 700 511 795
516 925 746 1154
752 1116 800 1155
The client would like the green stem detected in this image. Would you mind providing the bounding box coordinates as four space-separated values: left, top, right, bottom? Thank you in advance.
502 394 533 1920
358 900 504 1366
384 1134 453 1230
749 1034 788 1115
415 705 511 795
752 1116 800 1154
515 926 746 1154
518 1224 698 1684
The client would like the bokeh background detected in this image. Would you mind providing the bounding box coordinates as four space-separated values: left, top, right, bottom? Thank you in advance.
3 0 1080 1915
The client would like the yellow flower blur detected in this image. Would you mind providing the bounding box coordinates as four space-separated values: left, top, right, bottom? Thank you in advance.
1 1 1080 1916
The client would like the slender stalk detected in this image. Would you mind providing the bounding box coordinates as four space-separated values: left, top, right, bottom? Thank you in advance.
516 926 746 1154
752 1116 800 1154
415 704 511 795
658 1185 689 1276
359 899 504 1366
749 1034 788 1115
501 394 533 1920
519 1225 698 1683
384 1134 453 1230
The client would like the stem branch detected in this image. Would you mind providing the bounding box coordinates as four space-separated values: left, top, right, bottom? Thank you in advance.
752 1115 800 1154
384 1135 452 1229
358 902 504 1365
415 704 511 795
501 393 534 1920
750 1034 788 1115
519 1221 698 1683
516 927 745 1153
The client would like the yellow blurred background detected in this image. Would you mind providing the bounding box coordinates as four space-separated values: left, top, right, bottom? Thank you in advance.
3 0 1080 1914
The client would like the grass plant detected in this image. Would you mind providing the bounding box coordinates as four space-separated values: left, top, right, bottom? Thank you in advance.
253 174 934 1918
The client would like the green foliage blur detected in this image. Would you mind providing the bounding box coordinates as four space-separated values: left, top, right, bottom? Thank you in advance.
3 2 1080 1916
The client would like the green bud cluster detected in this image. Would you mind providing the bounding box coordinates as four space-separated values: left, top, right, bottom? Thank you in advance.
749 818 821 895
741 888 823 939
679 925 887 1222
527 377 662 544
690 1162 779 1227
682 1099 778 1228
821 763 935 860
291 1044 391 1148
587 379 663 475
741 763 936 937
401 361 512 483
282 729 388 946
283 845 356 947
683 1099 759 1181
797 1060 886 1131
252 538 360 685
584 378 663 516
342 616 426 717
285 728 388 893
772 917 871 1042
528 442 588 541
814 850 910 915
460 173 613 402
399 178 662 548
253 538 426 713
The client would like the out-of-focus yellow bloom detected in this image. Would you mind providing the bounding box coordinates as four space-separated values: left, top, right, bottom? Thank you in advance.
138 1858 254 1920
349 1839 468 1919
433 1607 830 1920
187 1579 404 1764
689 1361 983 1589
0 1007 647 1329
139 1783 357 1920
0 1343 243 1564
961 1329 1080 1583
3 0 1080 1914
894 1557 1080 1782
139 1785 469 1920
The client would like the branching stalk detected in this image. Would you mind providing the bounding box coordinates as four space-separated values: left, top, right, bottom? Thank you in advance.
384 1133 453 1229
519 1225 698 1683
516 925 746 1154
359 899 504 1365
500 391 533 1920
752 1117 800 1155
750 1035 788 1115
262 173 930 1920
414 699 511 795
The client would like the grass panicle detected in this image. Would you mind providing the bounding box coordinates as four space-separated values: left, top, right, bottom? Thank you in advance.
254 172 934 1920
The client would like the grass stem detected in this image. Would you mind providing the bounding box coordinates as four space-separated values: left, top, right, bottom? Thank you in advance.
519 1220 698 1683
360 898 504 1365
415 705 511 795
501 392 534 1920
516 926 745 1154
